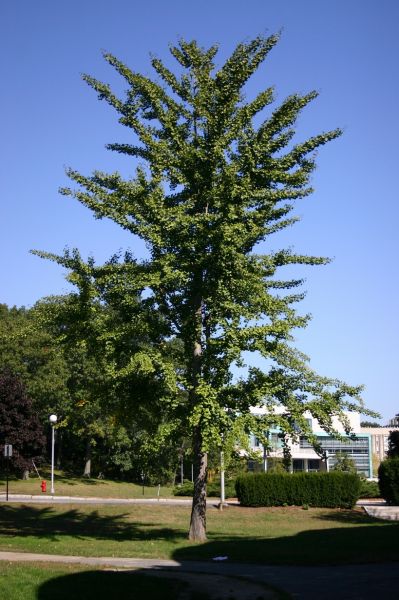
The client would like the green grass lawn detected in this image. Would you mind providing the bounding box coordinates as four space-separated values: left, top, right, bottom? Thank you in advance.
0 562 193 600
0 472 177 499
0 503 398 566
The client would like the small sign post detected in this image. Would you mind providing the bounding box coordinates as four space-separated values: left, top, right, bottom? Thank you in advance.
4 444 12 502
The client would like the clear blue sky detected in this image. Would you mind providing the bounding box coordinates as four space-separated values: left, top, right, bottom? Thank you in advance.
1 0 398 423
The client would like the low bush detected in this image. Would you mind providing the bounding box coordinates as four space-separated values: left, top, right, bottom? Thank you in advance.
208 480 236 498
378 458 399 505
173 481 194 496
359 478 381 499
173 479 236 498
235 472 361 508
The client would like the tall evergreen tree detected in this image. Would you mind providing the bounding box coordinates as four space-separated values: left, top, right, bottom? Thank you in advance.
34 35 375 540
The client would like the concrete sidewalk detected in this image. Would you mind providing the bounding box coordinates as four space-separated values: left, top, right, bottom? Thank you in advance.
362 503 399 520
355 499 399 520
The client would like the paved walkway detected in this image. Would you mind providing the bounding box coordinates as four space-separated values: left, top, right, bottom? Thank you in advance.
360 501 399 520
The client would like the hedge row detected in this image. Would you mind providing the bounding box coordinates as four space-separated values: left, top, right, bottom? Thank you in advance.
378 458 399 505
235 472 361 508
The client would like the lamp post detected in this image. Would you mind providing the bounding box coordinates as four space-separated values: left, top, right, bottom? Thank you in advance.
49 414 57 494
219 433 226 511
219 448 225 510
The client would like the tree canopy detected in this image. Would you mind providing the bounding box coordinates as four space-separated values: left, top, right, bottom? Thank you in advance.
34 34 375 540
0 303 70 419
0 299 181 480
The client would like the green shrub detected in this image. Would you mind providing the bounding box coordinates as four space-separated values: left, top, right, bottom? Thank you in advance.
235 472 361 508
332 452 357 473
359 478 381 499
173 481 194 496
173 479 236 498
378 458 399 505
207 480 236 498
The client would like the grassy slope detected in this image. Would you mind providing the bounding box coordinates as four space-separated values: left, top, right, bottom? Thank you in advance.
0 472 176 498
0 503 397 565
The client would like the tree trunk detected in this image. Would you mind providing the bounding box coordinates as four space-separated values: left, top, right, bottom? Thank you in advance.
188 280 207 541
189 426 207 541
83 439 91 478
21 469 30 480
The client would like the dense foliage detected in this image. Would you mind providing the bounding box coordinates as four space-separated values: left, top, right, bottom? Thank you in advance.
387 431 399 459
378 458 399 505
332 452 357 473
0 301 182 482
359 478 380 499
235 472 361 508
0 303 71 422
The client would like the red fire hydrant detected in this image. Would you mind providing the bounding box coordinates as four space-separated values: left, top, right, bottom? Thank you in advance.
41 480 47 493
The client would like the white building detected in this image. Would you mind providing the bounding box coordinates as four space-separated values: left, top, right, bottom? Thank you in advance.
360 426 399 463
249 410 372 478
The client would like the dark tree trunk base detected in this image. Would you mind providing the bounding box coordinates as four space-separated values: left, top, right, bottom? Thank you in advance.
188 429 207 541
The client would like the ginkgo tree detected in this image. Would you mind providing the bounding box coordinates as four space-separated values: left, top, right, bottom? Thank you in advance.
34 34 375 541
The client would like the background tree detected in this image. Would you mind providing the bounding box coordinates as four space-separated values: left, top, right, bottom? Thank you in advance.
34 34 376 540
35 281 186 481
0 298 184 480
0 300 107 475
0 302 74 472
332 452 357 474
387 431 399 459
0 369 46 478
0 303 71 421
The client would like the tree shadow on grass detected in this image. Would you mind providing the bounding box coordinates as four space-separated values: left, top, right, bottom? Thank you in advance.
77 478 107 486
35 568 278 600
36 570 188 600
173 521 399 566
0 473 107 487
313 508 380 525
48 472 109 485
43 473 108 486
0 505 186 543
33 523 399 600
